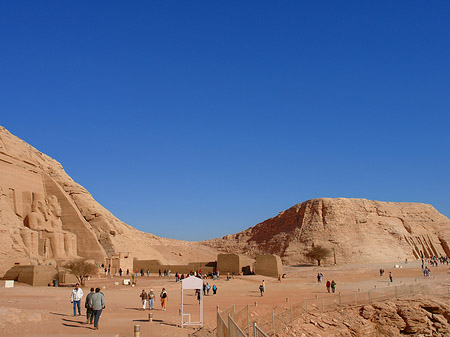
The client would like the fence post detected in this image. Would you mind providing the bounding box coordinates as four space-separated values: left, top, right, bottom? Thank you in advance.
272 310 275 335
134 325 140 337
247 304 250 336
290 304 293 325
253 322 257 337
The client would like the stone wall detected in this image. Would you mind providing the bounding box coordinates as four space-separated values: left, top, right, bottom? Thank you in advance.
3 265 58 286
255 254 283 278
133 259 216 274
217 253 255 275
105 252 134 275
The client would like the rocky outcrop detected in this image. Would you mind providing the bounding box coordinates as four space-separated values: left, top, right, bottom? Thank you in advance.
204 198 450 265
0 126 218 276
279 297 450 336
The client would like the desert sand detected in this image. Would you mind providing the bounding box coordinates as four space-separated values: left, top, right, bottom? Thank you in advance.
1 259 450 337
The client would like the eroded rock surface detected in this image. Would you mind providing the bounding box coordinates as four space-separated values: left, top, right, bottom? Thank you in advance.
205 198 450 265
278 297 450 337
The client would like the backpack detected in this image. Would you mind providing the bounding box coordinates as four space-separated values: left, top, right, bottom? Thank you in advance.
161 292 167 298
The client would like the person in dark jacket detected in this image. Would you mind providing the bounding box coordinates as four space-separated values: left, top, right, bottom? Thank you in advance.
89 288 105 330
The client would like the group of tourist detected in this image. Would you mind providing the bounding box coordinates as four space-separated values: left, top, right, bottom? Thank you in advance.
139 288 167 310
325 280 337 293
316 273 336 293
70 283 105 330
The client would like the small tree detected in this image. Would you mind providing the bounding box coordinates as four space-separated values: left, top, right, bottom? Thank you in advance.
305 245 331 266
64 259 96 286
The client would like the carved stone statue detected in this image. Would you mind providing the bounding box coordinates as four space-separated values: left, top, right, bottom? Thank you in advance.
22 194 77 259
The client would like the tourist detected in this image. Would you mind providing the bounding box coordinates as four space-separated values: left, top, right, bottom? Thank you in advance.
262 280 265 290
148 289 155 310
389 271 393 282
278 274 281 283
126 269 129 276
331 280 336 293
196 289 201 303
160 288 168 310
159 269 162 277
119 268 122 277
89 287 105 330
326 280 331 293
84 287 95 324
259 284 264 296
212 284 217 295
139 289 147 310
146 269 150 277
70 283 84 316
206 283 211 295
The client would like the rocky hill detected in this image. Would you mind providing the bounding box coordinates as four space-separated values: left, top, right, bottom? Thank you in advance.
0 126 217 276
204 198 450 265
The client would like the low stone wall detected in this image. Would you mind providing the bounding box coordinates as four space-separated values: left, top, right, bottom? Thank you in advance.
133 259 216 274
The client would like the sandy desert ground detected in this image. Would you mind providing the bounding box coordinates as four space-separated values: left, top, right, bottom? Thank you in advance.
1 260 449 337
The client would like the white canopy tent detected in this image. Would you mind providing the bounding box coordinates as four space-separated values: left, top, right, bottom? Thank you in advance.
180 276 203 327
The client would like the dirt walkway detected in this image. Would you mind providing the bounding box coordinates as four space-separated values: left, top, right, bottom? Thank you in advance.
1 260 449 337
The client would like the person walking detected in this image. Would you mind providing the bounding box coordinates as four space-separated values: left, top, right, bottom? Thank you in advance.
160 288 168 311
89 287 105 330
212 284 217 295
326 280 331 293
70 283 84 316
84 288 95 324
389 271 393 282
148 289 155 310
331 280 336 293
119 268 122 277
259 284 264 296
139 289 148 310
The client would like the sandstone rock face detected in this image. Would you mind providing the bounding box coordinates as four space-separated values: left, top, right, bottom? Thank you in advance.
204 198 450 265
0 126 218 276
280 297 450 337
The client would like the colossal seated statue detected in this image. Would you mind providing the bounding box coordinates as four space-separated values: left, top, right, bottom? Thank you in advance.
22 194 77 259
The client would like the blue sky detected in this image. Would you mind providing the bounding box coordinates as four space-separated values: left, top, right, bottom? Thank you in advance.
1 1 449 240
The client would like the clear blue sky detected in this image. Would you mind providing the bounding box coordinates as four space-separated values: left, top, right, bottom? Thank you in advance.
1 1 449 240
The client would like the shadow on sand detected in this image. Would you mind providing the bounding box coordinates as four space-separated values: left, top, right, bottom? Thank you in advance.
133 319 163 323
49 312 70 317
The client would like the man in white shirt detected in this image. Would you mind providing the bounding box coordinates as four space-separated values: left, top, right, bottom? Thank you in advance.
70 283 84 316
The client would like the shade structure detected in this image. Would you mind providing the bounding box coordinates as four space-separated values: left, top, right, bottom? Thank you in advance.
182 275 204 290
181 275 203 327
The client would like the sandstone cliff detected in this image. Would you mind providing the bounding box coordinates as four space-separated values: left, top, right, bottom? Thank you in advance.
204 198 450 265
0 126 217 276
